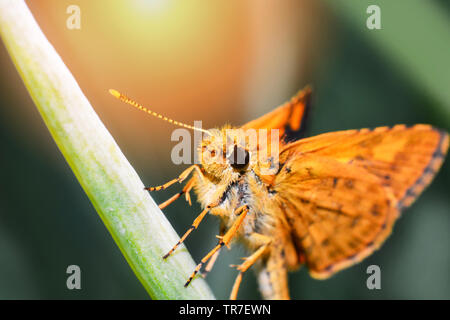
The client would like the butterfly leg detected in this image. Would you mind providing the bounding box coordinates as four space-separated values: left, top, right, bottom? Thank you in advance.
145 164 203 191
229 234 271 300
158 178 195 209
184 205 249 287
202 222 226 278
163 200 219 259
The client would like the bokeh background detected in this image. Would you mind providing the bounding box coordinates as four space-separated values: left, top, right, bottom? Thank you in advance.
0 0 449 299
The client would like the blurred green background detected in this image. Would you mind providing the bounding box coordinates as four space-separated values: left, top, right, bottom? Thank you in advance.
0 0 449 299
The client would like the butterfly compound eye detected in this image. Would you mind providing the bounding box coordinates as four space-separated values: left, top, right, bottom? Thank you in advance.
228 145 250 170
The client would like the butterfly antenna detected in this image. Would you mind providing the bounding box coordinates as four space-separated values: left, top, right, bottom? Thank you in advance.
109 89 210 135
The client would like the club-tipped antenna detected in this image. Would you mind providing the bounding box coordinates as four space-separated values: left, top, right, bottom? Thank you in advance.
109 89 210 135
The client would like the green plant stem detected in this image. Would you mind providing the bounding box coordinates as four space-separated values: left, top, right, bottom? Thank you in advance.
0 0 214 300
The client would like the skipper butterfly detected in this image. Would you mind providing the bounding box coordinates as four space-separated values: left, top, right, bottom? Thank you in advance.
110 87 448 300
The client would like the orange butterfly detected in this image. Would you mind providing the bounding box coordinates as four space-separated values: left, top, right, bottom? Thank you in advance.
110 86 449 300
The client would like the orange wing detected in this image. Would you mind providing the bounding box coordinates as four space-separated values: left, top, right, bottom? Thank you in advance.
273 124 448 279
241 86 312 143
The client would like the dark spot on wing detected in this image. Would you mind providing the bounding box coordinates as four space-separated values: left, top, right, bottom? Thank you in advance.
345 179 354 189
324 265 333 272
283 88 312 143
371 203 381 217
333 177 338 188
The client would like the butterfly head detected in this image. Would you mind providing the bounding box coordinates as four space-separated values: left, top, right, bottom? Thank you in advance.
198 126 254 181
